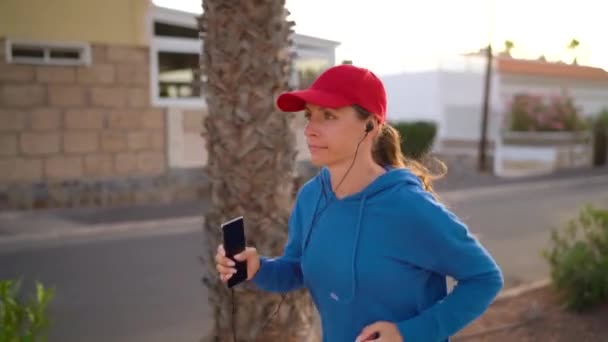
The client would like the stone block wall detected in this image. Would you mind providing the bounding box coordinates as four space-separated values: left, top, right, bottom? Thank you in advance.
0 39 203 210
171 106 317 196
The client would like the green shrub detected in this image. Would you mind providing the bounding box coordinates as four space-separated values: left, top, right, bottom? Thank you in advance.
391 121 437 160
542 205 608 312
592 108 608 166
593 108 608 129
0 279 55 342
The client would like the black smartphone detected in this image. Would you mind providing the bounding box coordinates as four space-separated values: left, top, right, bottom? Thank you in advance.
221 216 248 288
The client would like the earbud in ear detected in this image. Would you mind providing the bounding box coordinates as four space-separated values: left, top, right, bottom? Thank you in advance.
365 121 374 133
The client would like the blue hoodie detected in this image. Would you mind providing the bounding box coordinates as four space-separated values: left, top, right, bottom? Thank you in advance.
252 166 503 342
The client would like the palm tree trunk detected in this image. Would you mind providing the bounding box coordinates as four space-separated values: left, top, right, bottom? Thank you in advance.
198 1 318 341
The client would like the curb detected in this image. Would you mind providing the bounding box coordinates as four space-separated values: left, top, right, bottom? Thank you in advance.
0 216 203 248
441 173 608 199
495 278 552 302
453 278 555 341
2 173 606 249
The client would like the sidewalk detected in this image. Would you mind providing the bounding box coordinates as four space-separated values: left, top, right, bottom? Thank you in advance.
0 200 207 244
1 166 606 243
433 164 608 192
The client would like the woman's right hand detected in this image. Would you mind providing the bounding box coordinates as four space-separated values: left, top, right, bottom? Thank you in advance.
215 244 261 283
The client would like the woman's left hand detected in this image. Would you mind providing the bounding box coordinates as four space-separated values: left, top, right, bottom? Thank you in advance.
355 321 404 342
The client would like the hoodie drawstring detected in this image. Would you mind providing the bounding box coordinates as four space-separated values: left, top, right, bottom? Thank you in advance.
303 176 329 252
338 194 366 304
300 167 420 305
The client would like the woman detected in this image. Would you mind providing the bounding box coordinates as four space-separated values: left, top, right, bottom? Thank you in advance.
215 64 503 342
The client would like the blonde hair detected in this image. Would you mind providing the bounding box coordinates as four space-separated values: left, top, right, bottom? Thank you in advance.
353 105 446 195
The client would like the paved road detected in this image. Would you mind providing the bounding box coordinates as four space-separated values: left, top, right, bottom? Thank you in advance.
0 174 607 341
0 222 211 342
441 174 608 287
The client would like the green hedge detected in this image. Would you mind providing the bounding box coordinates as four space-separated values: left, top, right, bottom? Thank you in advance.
593 108 608 130
391 121 437 160
592 108 608 166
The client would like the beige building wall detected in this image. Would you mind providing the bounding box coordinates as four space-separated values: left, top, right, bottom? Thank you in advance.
0 0 149 46
0 2 337 210
0 39 174 209
167 108 311 170
166 108 208 168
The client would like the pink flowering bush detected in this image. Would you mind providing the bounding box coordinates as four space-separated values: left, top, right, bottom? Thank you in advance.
506 92 587 132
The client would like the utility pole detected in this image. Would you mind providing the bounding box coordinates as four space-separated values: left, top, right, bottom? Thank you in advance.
478 44 493 172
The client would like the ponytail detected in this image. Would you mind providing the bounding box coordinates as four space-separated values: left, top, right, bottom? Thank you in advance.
372 124 444 194
353 105 445 195
372 124 405 168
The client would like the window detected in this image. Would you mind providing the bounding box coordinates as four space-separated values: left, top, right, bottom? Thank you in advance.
150 5 206 108
154 22 199 39
150 34 204 107
6 39 91 66
150 6 338 108
158 52 202 98
292 35 337 90
294 57 332 89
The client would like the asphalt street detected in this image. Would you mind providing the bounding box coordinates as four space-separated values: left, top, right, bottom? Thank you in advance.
441 174 608 286
0 220 210 342
1 174 607 341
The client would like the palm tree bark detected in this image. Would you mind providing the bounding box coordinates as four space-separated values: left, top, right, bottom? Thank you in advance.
198 0 318 341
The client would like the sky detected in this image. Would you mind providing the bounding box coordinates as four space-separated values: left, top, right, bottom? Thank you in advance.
153 0 607 75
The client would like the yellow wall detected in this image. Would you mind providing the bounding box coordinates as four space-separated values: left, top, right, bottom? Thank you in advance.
0 0 150 46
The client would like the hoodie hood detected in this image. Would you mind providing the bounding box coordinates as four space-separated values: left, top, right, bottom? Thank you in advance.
318 165 423 201
252 163 503 342
301 166 425 304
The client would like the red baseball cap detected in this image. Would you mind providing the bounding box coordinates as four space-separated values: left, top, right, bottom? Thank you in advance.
276 64 387 123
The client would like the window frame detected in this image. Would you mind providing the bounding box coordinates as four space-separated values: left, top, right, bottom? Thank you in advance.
150 36 204 108
5 38 92 66
149 5 339 109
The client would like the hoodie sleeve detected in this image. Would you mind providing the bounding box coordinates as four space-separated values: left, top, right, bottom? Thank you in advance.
396 187 504 342
251 194 305 293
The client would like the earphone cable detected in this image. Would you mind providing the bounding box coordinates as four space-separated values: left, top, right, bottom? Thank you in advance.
334 131 369 195
231 289 287 342
230 128 370 342
231 288 237 342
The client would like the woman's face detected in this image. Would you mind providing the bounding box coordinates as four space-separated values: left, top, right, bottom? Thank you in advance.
303 104 369 167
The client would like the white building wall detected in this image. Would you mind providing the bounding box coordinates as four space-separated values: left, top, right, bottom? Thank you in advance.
379 56 502 153
438 69 502 143
381 72 442 124
381 56 608 156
